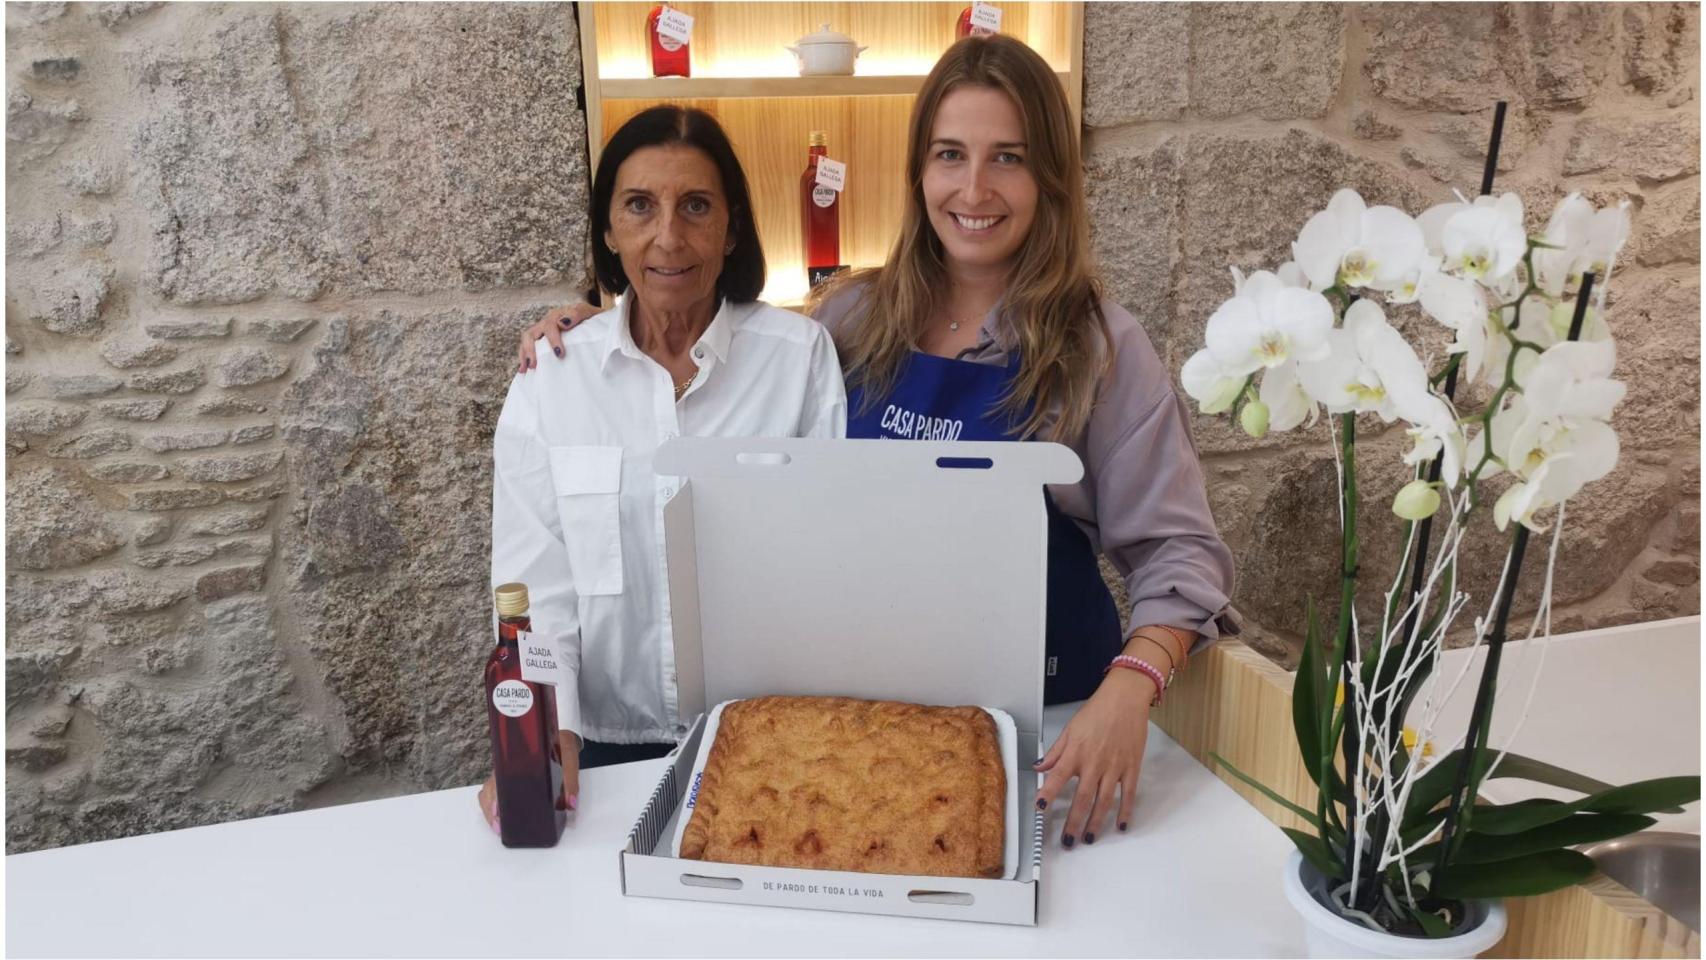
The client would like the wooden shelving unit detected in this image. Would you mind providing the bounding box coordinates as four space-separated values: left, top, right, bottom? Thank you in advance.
598 71 1076 103
578 1 1084 306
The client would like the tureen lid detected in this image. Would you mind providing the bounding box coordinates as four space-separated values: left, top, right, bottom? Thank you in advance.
794 23 856 46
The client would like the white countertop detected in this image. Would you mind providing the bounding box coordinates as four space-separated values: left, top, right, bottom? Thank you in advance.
1411 616 1702 834
6 705 1306 958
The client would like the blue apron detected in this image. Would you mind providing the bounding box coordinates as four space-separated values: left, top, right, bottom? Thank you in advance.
846 350 1124 705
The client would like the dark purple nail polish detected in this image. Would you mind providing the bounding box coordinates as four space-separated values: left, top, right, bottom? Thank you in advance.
1118 821 1128 832
560 318 572 327
1035 798 1047 811
554 346 562 358
1084 833 1096 845
1062 835 1076 849
1032 758 1044 767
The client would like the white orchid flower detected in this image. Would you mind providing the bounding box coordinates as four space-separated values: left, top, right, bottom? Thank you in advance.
1534 194 1631 298
1493 418 1620 532
1441 192 1526 283
1533 193 1593 297
1292 189 1427 292
1401 394 1468 489
1460 300 1542 390
1203 271 1334 377
1416 196 1469 258
1297 299 1430 422
1181 348 1246 415
1513 339 1623 425
1258 359 1317 433
1580 204 1632 280
1526 298 1612 349
1415 269 1490 377
1380 253 1443 305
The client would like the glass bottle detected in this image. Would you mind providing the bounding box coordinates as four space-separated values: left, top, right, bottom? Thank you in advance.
800 131 842 288
486 583 566 848
648 4 691 78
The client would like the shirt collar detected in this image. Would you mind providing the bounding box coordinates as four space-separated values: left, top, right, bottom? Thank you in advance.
698 299 736 364
599 292 736 372
977 300 1014 353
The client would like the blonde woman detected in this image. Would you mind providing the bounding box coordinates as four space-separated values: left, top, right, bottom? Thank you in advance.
515 37 1235 850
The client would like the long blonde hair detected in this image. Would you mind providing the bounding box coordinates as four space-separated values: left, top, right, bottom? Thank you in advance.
821 35 1109 443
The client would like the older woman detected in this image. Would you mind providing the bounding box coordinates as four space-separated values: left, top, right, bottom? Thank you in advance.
479 106 846 831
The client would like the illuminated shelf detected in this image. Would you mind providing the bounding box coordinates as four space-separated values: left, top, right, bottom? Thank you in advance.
599 72 1073 102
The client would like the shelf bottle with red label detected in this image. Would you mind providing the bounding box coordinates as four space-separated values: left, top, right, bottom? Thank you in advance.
485 582 566 848
800 131 843 288
648 4 690 78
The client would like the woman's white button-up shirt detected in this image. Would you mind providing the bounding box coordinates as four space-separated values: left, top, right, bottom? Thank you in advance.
491 294 847 744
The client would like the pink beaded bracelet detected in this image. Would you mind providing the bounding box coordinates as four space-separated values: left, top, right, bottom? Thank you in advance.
1105 655 1168 706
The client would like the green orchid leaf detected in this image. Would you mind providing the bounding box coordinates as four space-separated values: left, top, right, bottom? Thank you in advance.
1294 597 1326 788
1450 813 1656 864
1210 752 1324 831
1432 849 1595 899
1471 776 1700 836
1404 749 1651 824
1407 902 1453 939
1284 827 1346 881
1401 806 1450 848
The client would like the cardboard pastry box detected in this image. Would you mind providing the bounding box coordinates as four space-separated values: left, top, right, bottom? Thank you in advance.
620 437 1080 925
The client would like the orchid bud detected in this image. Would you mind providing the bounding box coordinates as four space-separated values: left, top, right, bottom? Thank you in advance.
1392 479 1441 520
1239 398 1270 438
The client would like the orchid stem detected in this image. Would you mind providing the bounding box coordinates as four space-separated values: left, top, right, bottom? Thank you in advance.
1430 273 1597 879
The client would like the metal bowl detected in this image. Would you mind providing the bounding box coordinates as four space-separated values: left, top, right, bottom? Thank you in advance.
1581 832 1700 932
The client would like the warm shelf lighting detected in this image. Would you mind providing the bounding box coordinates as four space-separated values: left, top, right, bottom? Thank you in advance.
759 258 885 311
599 55 950 81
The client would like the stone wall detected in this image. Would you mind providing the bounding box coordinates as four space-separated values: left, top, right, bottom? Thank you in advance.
6 2 589 852
5 3 1699 853
1082 2 1701 666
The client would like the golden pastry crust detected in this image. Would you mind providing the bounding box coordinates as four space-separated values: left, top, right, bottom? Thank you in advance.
679 696 1005 879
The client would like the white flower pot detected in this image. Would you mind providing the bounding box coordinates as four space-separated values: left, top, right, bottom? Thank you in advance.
1282 850 1508 959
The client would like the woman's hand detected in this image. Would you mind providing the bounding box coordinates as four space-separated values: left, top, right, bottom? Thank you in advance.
1034 669 1155 847
517 301 601 373
478 731 583 833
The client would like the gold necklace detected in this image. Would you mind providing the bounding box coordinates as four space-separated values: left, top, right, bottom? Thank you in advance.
673 374 694 400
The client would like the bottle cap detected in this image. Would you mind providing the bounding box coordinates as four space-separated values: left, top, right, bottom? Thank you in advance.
494 582 530 617
809 130 828 147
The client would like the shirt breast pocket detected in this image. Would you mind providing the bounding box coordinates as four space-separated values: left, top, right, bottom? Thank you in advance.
548 445 625 596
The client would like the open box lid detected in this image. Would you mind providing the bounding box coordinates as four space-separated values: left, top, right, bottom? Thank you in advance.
656 437 1081 738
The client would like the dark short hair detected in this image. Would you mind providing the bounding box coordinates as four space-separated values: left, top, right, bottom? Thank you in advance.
590 106 765 303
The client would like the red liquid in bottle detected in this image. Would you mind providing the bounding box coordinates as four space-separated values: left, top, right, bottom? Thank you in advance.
648 4 690 78
800 131 841 288
486 584 566 848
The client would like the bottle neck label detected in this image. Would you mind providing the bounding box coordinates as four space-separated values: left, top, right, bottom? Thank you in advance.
517 629 564 687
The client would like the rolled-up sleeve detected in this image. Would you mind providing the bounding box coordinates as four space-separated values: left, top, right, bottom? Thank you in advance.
491 375 585 739
1082 303 1237 651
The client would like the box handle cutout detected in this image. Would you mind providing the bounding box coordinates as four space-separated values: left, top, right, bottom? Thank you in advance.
679 874 743 890
935 457 993 470
906 890 975 905
735 452 792 467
